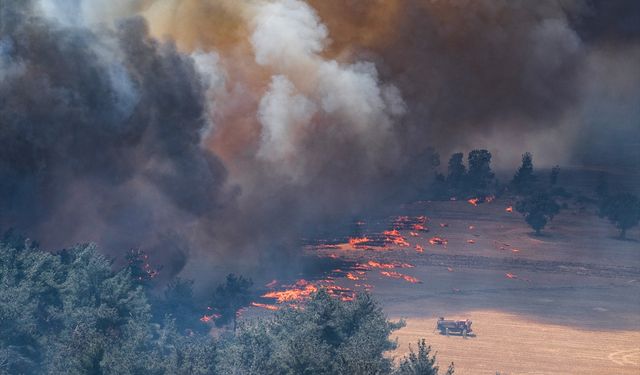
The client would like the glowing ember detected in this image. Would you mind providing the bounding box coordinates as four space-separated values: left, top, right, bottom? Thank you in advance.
447 267 454 272
429 236 448 245
505 273 518 279
468 198 480 206
412 223 427 231
345 272 361 280
367 260 395 269
511 248 520 253
348 236 372 248
199 313 221 323
380 271 421 284
466 239 476 244
251 302 279 311
265 279 278 288
262 279 356 305
392 216 427 231
365 260 414 269
382 230 410 247
262 279 318 303
439 223 448 228
485 195 495 203
409 231 420 237
506 206 513 213
415 244 424 253
469 225 475 230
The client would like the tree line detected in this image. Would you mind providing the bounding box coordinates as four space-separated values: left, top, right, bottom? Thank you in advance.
0 232 453 375
430 150 640 238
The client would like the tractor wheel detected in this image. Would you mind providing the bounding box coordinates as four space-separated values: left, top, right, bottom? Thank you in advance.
462 329 467 338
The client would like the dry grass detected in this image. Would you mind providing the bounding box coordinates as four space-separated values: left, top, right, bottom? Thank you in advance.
392 310 640 375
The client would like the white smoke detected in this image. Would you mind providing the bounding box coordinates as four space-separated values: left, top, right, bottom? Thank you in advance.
191 50 228 137
249 0 406 181
37 0 142 27
257 75 316 181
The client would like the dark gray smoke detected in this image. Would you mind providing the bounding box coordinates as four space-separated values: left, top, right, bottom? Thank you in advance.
309 0 639 169
1 0 638 283
0 1 228 278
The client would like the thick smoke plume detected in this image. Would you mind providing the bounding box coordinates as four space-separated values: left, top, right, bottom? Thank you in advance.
0 1 231 279
1 0 638 282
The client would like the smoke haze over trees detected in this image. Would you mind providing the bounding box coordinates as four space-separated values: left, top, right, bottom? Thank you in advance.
1 0 639 280
0 236 450 375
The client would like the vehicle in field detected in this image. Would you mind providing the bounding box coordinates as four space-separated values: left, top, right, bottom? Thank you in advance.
436 317 474 338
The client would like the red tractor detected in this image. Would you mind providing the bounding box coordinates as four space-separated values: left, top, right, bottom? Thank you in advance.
436 317 474 338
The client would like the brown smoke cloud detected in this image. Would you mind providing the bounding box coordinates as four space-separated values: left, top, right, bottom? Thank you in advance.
2 0 638 283
136 0 639 170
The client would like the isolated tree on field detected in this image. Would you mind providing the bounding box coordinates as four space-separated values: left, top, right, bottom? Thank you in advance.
549 165 560 186
516 191 561 235
599 193 640 239
210 273 253 331
511 152 536 194
467 149 494 192
395 339 454 375
446 153 466 194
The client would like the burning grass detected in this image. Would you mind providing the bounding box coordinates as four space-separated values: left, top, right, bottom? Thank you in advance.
257 278 358 310
382 230 410 247
379 271 421 284
429 236 448 246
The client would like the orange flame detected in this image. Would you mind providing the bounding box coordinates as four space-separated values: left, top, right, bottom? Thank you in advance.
251 302 279 311
367 260 395 269
380 271 421 284
412 224 426 231
262 280 318 303
345 272 360 280
383 230 410 247
506 206 513 213
415 244 424 253
366 260 414 269
348 236 371 248
467 198 479 206
429 236 448 245
265 279 278 288
199 312 221 323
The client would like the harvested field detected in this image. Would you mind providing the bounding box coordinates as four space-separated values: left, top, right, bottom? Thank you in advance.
305 196 640 374
393 311 640 375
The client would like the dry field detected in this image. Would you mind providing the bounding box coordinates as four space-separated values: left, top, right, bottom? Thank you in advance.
330 197 640 374
392 311 640 375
